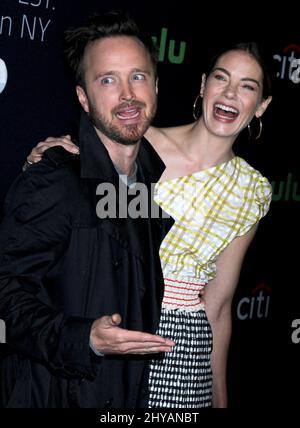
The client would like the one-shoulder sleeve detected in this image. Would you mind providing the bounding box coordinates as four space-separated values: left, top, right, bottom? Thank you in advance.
237 174 272 237
255 175 273 218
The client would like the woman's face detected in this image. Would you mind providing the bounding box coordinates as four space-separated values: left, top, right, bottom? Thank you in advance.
201 50 271 138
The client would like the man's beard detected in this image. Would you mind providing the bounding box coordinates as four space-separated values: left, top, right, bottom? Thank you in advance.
88 100 157 146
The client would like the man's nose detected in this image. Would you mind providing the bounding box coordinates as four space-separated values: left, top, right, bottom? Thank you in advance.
120 82 135 102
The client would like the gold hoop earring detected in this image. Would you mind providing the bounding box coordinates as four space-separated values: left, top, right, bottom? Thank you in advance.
193 94 202 121
248 117 263 140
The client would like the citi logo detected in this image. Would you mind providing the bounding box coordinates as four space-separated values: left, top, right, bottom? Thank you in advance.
273 44 300 83
236 283 271 321
152 27 186 64
0 58 8 94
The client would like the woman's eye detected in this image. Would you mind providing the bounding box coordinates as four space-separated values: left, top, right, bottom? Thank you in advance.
243 84 255 91
214 74 226 81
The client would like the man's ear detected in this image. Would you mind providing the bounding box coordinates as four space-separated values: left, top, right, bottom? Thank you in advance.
200 73 206 97
255 96 272 118
76 86 89 113
155 78 159 95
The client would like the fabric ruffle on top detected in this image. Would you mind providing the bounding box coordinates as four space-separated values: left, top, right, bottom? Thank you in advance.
154 156 272 284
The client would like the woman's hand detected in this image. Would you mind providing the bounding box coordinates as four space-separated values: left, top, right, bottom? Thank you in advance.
25 135 79 167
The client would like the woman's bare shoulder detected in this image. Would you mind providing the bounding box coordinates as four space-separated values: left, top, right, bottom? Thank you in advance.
145 123 194 147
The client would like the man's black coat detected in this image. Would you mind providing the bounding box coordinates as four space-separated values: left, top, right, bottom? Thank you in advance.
0 113 172 408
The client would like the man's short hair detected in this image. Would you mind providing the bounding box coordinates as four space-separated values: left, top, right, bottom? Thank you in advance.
64 10 158 87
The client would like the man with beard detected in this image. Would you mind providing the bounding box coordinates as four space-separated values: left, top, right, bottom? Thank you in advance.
0 11 175 408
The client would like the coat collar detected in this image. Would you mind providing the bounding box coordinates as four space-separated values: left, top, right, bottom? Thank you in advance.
78 112 166 183
78 112 117 181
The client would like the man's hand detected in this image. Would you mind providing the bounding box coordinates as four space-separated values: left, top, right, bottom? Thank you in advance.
90 313 175 355
27 135 79 164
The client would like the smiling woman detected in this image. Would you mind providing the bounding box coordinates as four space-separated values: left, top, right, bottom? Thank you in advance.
142 42 273 408
0 58 8 94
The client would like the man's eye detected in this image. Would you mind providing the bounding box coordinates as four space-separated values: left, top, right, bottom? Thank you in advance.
101 77 114 85
132 74 145 81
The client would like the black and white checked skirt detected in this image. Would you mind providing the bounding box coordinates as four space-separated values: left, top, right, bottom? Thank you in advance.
148 308 213 408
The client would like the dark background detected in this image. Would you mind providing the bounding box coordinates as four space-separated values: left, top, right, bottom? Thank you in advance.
0 0 299 407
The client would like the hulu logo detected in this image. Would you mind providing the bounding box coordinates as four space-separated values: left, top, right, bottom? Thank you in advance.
271 173 300 201
152 28 186 64
0 319 5 343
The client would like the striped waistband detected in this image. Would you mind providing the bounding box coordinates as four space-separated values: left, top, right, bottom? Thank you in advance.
162 273 207 312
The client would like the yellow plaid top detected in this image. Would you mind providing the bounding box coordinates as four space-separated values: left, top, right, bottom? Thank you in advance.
154 156 272 283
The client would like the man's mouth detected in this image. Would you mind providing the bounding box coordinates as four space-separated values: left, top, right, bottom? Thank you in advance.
115 107 141 120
